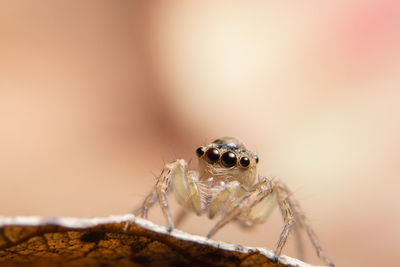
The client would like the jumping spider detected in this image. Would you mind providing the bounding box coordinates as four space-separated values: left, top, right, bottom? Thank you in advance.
135 137 334 266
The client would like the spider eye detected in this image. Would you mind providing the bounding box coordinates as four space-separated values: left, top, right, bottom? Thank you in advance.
205 148 220 164
221 151 237 168
254 155 259 164
239 157 250 167
196 147 205 157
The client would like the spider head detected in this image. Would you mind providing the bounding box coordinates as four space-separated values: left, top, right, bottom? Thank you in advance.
195 137 259 186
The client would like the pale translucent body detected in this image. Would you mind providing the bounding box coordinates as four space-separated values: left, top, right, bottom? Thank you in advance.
134 137 334 266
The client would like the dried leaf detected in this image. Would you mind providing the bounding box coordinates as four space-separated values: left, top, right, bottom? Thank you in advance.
0 215 317 266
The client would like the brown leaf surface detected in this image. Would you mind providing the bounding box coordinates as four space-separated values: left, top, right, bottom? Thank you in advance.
0 215 317 266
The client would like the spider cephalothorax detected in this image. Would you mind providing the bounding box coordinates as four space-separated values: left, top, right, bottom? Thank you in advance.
134 137 334 266
196 137 258 188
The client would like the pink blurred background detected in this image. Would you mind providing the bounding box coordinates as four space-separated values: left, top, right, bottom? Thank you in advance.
1 1 399 266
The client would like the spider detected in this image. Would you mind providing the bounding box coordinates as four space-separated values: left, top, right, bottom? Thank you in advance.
134 137 334 266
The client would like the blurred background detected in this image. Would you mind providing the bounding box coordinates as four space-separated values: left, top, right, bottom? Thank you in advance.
1 1 399 266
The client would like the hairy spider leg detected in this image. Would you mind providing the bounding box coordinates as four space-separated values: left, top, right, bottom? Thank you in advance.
273 181 296 261
276 182 334 267
133 189 157 219
135 159 205 232
206 177 274 238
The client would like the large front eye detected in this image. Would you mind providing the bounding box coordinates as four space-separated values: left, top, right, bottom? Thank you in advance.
196 147 205 157
239 157 250 168
221 151 237 168
205 148 220 164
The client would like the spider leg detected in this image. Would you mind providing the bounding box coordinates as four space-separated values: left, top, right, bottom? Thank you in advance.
206 198 244 238
277 182 334 267
273 182 296 261
135 159 206 232
237 187 277 226
133 189 157 219
135 159 187 232
207 177 274 238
